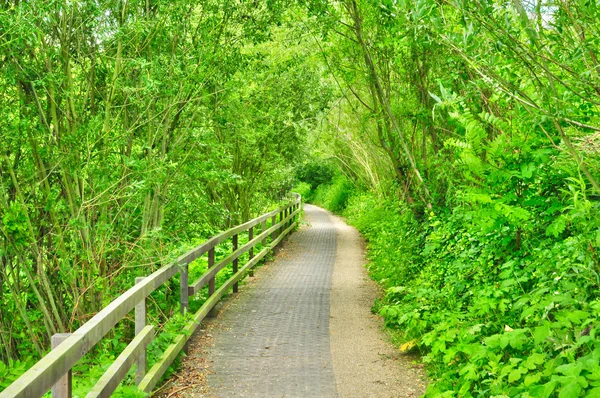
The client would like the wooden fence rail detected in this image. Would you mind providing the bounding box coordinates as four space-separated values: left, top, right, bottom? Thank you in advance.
0 194 302 398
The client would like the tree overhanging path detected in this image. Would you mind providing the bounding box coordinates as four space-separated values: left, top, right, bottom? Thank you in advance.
161 205 426 397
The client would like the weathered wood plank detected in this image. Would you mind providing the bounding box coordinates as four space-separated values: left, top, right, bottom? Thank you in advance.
0 264 178 398
180 264 188 316
270 221 298 248
187 228 272 296
51 334 72 398
134 277 147 386
86 325 154 398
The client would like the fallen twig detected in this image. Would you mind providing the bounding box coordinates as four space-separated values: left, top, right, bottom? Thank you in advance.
166 384 199 398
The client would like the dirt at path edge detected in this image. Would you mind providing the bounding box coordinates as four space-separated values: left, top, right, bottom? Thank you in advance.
326 208 427 397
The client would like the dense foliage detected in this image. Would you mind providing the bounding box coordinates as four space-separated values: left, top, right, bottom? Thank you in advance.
306 177 600 397
3 0 600 396
0 1 330 393
297 0 600 396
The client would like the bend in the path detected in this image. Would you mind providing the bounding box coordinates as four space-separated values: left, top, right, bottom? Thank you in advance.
160 204 426 398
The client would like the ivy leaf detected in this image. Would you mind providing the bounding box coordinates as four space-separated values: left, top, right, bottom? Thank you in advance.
524 353 546 370
520 163 535 179
527 380 557 398
485 334 501 348
555 363 582 378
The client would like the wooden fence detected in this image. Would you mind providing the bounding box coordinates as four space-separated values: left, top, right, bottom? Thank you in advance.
0 195 302 398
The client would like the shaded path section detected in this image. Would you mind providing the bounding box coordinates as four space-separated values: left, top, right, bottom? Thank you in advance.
203 204 338 397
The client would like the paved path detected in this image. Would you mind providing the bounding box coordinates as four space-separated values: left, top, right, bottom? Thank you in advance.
160 205 426 398
204 205 338 397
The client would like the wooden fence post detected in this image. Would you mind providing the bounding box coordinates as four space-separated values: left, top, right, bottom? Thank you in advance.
284 207 290 234
179 264 190 354
271 215 277 244
233 234 239 292
51 334 72 398
278 211 284 247
180 265 189 316
248 227 254 277
261 220 267 249
135 277 147 385
208 247 217 317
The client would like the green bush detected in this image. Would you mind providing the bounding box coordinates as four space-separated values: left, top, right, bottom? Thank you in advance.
292 182 313 202
342 193 425 287
313 180 600 397
312 176 355 213
295 160 336 190
372 201 600 397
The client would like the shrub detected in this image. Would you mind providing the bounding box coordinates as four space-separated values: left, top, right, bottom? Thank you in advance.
313 176 355 213
292 182 313 202
313 180 600 397
295 160 336 190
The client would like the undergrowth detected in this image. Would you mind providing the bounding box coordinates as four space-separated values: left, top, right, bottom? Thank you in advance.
302 178 600 397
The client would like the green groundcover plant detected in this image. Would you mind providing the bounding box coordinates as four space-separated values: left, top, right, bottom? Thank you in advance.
302 174 600 397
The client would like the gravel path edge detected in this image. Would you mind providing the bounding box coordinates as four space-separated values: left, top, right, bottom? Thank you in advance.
326 208 428 397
